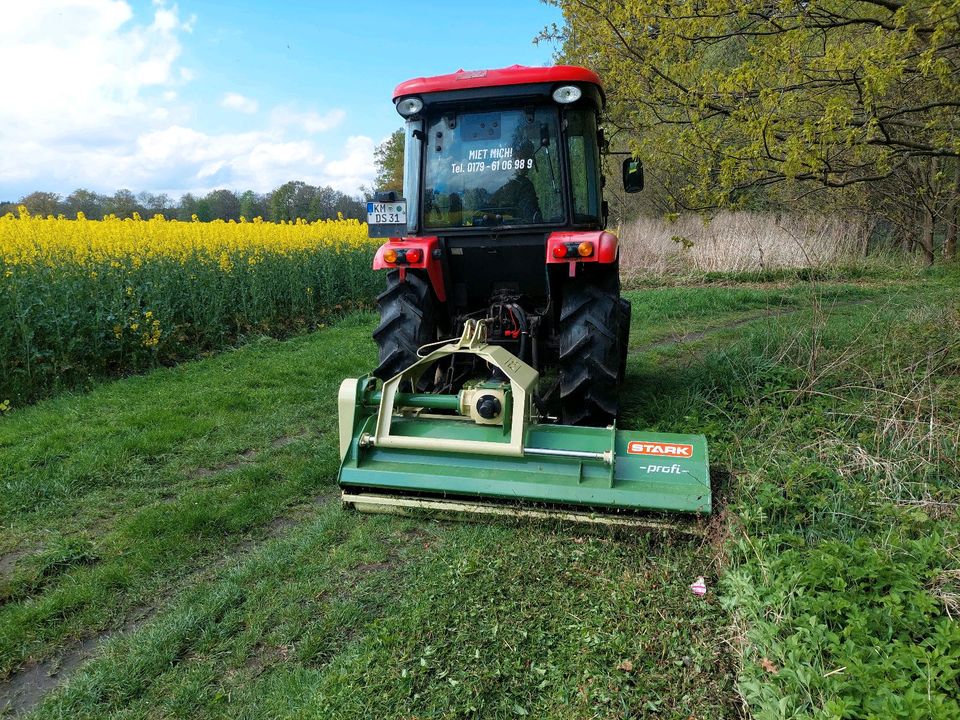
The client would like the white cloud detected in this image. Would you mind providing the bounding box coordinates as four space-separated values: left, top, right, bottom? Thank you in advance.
134 125 327 191
0 1 374 198
221 92 259 114
323 136 376 192
271 107 347 134
0 0 186 144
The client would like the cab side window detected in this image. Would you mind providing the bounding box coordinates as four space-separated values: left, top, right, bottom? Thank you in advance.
565 110 601 224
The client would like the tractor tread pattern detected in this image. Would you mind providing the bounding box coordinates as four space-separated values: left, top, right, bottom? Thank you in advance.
559 273 622 426
372 271 436 381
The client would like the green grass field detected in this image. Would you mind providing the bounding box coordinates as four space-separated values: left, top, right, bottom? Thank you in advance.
1 269 958 718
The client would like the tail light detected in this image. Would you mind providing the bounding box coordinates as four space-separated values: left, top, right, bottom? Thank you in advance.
381 246 425 265
554 242 594 259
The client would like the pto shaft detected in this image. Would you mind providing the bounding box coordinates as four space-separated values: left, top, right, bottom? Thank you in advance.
367 390 461 411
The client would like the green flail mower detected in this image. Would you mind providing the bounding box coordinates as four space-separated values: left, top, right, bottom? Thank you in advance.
338 320 710 525
336 64 711 524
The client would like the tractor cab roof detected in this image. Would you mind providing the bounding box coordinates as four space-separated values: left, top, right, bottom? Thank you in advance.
393 64 604 109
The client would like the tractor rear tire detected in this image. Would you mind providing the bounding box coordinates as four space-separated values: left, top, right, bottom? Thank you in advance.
559 272 622 426
372 270 438 382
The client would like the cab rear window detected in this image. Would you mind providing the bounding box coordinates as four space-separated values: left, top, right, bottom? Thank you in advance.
423 107 564 229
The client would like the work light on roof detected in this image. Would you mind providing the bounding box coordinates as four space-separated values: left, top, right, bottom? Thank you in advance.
396 97 423 117
552 85 582 104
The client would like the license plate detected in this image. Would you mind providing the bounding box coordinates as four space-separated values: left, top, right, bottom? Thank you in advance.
367 201 407 225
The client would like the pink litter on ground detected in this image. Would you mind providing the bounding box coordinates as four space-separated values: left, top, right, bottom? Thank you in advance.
690 576 707 596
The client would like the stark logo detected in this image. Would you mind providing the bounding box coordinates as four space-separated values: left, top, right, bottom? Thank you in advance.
627 441 694 458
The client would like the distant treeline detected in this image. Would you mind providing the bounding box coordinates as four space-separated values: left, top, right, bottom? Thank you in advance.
0 181 369 223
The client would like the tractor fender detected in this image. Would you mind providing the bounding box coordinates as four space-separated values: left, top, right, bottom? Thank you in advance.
545 230 618 267
373 237 446 302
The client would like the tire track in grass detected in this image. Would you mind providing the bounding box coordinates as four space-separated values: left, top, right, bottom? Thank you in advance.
0 609 154 717
0 428 341 716
0 321 378 699
26 517 738 719
629 298 872 355
5 437 736 717
25 508 437 719
0 482 337 717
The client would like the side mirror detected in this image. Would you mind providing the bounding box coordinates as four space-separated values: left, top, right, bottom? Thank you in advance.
622 158 644 193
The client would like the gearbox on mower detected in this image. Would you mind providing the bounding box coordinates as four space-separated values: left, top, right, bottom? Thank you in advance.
338 65 710 520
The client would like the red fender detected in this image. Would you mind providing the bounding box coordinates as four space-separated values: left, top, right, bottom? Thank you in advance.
373 237 446 302
545 231 618 276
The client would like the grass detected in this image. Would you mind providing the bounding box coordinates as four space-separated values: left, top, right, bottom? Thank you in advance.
0 313 380 677
28 515 735 719
624 272 960 717
1 267 958 718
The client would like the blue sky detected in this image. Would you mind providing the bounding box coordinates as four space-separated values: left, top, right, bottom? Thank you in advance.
0 0 564 201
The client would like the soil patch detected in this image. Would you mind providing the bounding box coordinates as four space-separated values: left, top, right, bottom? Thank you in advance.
0 549 29 579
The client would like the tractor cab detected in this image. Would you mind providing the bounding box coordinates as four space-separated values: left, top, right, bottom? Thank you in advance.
369 65 630 238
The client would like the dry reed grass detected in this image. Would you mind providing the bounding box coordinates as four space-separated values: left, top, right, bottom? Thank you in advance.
617 211 874 275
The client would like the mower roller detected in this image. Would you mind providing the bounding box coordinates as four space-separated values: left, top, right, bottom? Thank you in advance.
337 65 712 520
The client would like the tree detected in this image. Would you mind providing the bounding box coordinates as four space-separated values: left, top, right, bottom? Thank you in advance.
204 189 241 221
374 128 404 193
308 185 339 220
104 189 141 219
333 192 366 221
545 0 960 261
65 189 106 219
137 192 173 218
270 181 303 221
239 190 267 220
193 198 213 222
6 182 387 227
946 163 959 260
269 181 321 221
19 191 62 217
177 193 199 221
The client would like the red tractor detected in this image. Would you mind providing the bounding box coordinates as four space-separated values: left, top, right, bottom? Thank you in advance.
367 65 643 427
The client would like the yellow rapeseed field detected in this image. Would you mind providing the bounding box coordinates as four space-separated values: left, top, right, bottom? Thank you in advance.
0 208 381 405
0 207 372 266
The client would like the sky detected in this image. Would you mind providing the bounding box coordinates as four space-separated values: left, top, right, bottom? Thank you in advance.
0 0 565 202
